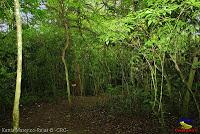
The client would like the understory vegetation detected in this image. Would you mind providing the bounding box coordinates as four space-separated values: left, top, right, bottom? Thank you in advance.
0 0 200 132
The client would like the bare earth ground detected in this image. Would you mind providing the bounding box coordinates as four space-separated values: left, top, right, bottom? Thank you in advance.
0 96 169 134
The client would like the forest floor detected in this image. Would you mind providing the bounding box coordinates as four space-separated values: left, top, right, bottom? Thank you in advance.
0 96 176 134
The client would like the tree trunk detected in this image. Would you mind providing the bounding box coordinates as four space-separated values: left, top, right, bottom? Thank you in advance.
61 22 71 107
183 56 198 116
81 65 85 96
170 55 200 119
58 0 72 108
62 47 71 107
77 64 83 96
13 0 22 131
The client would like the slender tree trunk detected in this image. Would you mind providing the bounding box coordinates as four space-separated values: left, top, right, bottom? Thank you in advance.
61 22 71 107
62 56 71 106
183 56 198 115
77 64 83 96
13 0 22 131
170 55 200 119
58 0 72 107
81 65 85 96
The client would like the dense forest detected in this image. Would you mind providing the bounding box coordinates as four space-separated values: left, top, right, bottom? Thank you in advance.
0 0 200 133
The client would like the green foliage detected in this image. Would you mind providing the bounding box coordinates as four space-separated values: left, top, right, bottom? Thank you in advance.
0 0 200 129
96 0 200 125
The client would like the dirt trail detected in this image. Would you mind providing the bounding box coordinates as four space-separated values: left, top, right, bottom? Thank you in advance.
1 96 161 134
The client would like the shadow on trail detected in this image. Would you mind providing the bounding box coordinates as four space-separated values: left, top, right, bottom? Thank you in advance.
1 96 161 134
